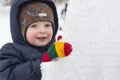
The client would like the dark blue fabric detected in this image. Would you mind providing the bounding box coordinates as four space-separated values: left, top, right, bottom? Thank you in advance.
0 0 58 80
0 43 43 80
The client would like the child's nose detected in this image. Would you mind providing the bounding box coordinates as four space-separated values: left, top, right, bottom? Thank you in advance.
38 26 45 32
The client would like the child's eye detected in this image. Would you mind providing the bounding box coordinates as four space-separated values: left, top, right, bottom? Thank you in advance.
45 24 52 28
30 24 37 28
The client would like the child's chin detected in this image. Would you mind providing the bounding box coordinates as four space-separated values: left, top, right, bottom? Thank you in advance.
36 43 48 47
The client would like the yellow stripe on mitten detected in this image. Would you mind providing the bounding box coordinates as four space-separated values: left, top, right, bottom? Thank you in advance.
55 42 65 58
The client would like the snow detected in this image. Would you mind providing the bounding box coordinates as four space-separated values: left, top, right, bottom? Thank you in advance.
41 0 120 80
0 5 12 48
1 0 120 80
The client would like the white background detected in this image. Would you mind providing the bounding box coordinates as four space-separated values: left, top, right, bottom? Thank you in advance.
0 4 12 48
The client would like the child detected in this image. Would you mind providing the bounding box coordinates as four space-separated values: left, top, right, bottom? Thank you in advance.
0 0 73 80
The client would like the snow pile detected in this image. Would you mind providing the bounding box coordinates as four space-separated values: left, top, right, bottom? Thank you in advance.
41 0 120 80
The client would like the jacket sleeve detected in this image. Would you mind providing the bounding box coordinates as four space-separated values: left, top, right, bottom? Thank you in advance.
0 44 42 80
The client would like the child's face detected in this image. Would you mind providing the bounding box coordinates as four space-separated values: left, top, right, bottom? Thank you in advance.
26 21 53 47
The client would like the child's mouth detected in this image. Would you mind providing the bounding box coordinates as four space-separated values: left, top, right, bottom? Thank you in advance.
36 37 47 41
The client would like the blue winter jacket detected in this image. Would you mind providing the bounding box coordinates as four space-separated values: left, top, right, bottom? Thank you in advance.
0 0 58 80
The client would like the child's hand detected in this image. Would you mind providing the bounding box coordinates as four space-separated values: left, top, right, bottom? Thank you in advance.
42 41 73 62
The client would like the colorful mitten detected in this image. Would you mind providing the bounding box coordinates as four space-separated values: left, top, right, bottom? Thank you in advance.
42 42 73 62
